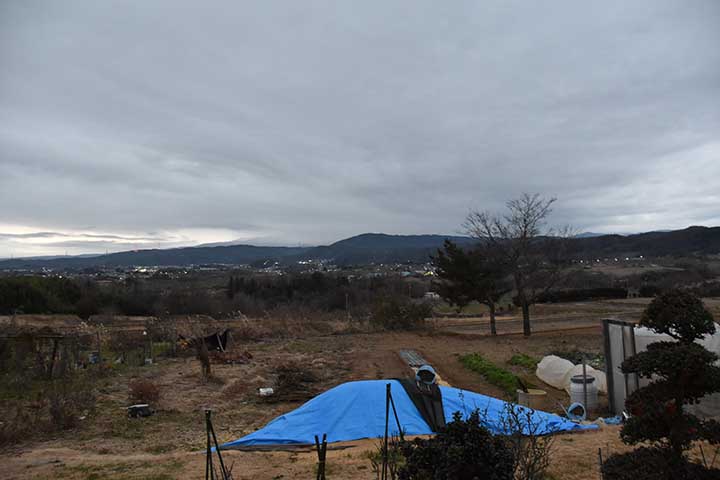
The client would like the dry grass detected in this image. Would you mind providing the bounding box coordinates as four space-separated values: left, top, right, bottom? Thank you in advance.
7 300 708 479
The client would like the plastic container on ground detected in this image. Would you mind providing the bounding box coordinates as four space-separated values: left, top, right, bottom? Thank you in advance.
517 388 547 410
258 387 274 397
570 375 598 412
561 364 607 394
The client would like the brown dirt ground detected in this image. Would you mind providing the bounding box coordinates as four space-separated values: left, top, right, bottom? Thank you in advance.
5 299 720 479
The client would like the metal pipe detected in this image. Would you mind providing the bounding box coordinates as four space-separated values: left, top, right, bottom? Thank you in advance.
382 383 390 480
582 356 588 413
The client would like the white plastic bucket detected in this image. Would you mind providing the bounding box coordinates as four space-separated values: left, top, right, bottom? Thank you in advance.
570 375 598 412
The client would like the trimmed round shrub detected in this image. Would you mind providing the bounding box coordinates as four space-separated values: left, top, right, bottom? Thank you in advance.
640 289 715 342
604 291 720 479
602 447 720 480
398 410 514 480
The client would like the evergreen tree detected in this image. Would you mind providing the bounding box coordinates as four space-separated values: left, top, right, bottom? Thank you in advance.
603 290 720 479
433 240 510 335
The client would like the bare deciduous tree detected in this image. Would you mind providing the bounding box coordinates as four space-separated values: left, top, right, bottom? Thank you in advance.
464 193 570 336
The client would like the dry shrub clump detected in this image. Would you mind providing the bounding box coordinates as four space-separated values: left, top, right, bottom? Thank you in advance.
0 404 42 446
209 349 253 365
47 379 96 430
266 361 319 402
221 379 249 399
0 376 97 445
261 306 357 338
128 378 161 404
371 296 432 331
231 318 273 341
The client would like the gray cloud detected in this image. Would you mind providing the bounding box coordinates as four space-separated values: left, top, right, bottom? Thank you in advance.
1 0 719 257
0 231 167 242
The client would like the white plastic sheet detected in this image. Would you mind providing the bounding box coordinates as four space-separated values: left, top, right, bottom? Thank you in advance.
536 354 607 394
536 355 574 390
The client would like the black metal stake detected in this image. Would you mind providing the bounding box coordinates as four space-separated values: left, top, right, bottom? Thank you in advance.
206 410 229 480
314 434 327 480
381 382 406 480
206 410 213 480
382 383 390 480
388 389 404 442
321 434 327 480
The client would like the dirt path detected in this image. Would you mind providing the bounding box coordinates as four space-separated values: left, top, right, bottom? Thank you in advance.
5 426 628 480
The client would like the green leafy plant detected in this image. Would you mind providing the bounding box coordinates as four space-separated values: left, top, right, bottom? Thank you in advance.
364 435 405 480
548 349 605 370
460 354 519 397
508 353 539 370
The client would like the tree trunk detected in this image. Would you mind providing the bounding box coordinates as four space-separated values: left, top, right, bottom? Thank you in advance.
521 300 531 336
514 273 532 336
47 338 59 380
488 302 497 335
198 340 211 382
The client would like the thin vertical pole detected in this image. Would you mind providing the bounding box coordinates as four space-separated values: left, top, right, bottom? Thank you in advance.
322 434 327 479
582 355 588 412
382 383 390 480
314 435 320 480
205 411 213 480
388 389 404 442
602 320 615 413
314 434 327 480
207 410 228 479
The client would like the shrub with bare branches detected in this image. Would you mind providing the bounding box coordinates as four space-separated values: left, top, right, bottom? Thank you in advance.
266 361 319 402
128 378 161 404
47 378 96 430
495 403 557 480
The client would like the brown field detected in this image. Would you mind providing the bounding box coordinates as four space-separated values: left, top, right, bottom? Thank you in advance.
4 299 720 480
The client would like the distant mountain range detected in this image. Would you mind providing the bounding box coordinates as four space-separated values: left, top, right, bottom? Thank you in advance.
564 226 720 258
0 227 718 271
572 232 608 238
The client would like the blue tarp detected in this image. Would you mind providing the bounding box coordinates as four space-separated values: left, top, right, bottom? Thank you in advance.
221 380 596 448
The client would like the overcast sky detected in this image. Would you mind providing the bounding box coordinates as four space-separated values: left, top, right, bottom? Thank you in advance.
1 1 719 257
